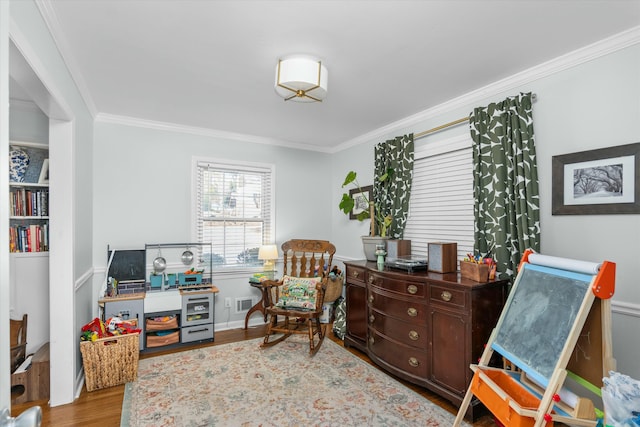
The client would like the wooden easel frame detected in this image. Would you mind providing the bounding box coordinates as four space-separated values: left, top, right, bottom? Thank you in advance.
453 250 616 427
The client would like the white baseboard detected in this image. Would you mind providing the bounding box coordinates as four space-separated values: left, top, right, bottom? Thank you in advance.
74 370 84 401
215 318 268 332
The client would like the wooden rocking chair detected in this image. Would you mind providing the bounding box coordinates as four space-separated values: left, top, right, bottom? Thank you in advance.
260 239 336 356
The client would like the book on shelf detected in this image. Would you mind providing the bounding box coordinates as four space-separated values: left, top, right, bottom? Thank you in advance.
9 223 49 253
10 188 49 217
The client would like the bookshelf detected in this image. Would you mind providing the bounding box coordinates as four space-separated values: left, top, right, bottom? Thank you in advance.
9 141 49 253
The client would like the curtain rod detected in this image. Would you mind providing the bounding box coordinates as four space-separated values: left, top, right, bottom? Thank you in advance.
414 93 537 140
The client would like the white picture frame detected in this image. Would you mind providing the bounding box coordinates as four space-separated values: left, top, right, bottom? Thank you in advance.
38 159 49 184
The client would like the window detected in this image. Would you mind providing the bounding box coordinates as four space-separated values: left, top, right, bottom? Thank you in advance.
194 159 274 270
403 134 474 259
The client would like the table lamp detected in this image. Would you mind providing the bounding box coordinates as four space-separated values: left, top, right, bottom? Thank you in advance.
258 244 278 276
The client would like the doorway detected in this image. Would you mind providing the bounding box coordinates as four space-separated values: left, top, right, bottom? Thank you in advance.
3 34 76 409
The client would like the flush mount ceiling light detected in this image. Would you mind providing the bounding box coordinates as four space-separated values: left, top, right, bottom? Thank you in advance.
275 56 328 102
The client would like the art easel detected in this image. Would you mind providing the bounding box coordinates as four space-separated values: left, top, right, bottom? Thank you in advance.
453 250 616 427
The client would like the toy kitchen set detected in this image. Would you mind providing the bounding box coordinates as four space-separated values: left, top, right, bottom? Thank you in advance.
98 242 218 352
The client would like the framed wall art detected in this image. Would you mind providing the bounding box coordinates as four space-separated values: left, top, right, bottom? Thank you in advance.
552 142 640 215
349 185 372 220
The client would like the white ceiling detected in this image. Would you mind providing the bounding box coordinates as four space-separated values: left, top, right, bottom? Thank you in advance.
13 0 640 150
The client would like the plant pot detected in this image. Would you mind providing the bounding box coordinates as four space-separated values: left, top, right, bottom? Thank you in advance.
362 236 389 262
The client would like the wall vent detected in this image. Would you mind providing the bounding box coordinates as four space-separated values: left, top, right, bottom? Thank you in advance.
235 297 254 313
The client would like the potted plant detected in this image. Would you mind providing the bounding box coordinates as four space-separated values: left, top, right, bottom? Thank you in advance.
339 169 394 261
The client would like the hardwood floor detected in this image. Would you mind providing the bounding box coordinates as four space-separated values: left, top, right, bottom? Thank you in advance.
11 325 498 426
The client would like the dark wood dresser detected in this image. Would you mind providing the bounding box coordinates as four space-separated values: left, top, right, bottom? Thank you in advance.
343 260 508 420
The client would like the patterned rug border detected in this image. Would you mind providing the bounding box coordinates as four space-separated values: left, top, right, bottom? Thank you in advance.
121 336 470 426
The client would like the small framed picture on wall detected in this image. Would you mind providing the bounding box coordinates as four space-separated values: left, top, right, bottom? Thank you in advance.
349 185 372 220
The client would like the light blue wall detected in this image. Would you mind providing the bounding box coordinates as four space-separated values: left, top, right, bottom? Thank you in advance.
330 42 640 379
92 121 333 325
9 103 48 142
92 122 332 251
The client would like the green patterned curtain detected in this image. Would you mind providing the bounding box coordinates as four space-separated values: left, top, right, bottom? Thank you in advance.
373 134 414 238
469 93 540 280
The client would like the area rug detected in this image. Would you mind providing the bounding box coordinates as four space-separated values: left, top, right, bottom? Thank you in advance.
121 336 469 426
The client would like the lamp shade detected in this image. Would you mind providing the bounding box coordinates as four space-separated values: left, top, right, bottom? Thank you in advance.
258 244 278 260
275 56 328 102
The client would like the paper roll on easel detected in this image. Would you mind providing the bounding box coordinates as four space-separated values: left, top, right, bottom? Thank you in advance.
528 253 601 275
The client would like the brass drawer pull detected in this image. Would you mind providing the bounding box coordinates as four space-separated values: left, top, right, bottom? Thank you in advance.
369 315 375 323
352 271 359 278
407 307 417 317
368 276 375 284
408 357 419 367
369 337 375 346
368 295 374 303
409 330 419 341
407 284 418 294
440 291 452 302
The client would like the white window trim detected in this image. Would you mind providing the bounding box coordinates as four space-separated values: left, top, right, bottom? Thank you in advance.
191 156 276 273
415 133 470 160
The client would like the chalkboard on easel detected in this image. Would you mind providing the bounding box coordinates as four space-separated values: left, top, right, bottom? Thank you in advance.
454 253 615 427
491 263 594 386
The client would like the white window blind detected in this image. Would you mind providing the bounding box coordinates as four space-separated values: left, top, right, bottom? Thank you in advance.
195 160 274 270
403 135 474 260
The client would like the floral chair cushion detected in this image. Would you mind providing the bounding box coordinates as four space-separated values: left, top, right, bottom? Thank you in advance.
275 275 322 310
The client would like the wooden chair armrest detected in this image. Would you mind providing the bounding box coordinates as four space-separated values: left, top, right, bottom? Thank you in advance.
260 279 282 289
260 279 282 306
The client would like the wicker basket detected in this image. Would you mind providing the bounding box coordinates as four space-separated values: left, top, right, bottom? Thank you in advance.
80 333 139 391
323 276 344 303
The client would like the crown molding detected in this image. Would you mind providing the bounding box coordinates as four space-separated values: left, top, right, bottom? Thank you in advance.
95 113 333 153
334 26 640 153
35 0 97 118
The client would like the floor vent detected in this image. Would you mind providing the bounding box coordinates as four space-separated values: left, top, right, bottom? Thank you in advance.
235 297 254 313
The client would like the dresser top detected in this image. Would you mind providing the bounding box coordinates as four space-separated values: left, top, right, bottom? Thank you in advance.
344 260 508 289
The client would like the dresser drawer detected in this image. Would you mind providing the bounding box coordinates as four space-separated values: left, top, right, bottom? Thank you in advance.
368 273 426 298
369 308 428 350
345 265 367 284
368 289 427 323
429 285 467 310
368 329 428 379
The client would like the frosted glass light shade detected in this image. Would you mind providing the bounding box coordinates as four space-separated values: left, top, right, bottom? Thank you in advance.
275 57 328 102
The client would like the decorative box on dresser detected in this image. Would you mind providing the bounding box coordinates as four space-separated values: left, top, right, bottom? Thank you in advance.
343 260 508 421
